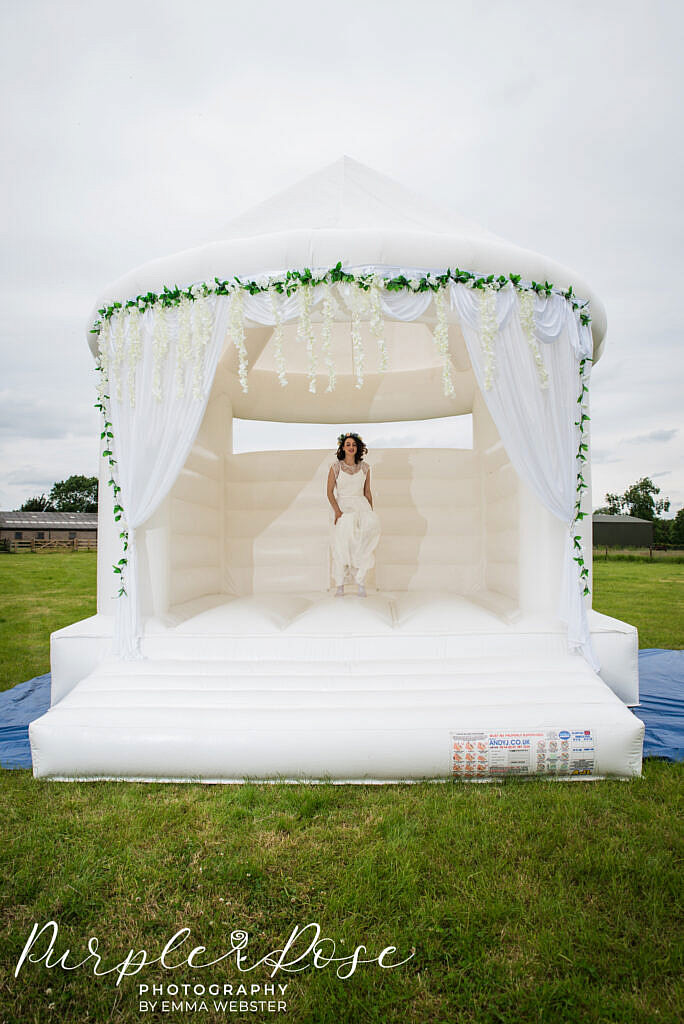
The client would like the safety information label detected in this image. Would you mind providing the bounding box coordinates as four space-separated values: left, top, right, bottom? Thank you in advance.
450 729 595 778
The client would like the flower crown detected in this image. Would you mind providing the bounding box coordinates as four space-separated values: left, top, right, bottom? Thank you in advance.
337 431 362 447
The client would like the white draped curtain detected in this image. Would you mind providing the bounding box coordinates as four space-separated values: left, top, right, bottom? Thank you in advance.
100 296 230 656
97 269 597 667
451 285 598 669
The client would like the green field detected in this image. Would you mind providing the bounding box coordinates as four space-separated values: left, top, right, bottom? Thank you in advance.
2 764 682 1024
592 560 684 649
0 551 97 692
1 552 682 1023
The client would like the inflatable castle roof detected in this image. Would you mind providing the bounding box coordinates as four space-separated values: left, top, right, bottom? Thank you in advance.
89 156 607 360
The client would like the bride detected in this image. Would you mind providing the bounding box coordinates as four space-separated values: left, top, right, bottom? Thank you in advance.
326 432 381 597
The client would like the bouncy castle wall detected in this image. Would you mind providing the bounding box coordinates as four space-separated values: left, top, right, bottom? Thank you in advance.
102 374 580 619
120 386 233 619
222 446 483 596
472 390 519 604
165 395 228 609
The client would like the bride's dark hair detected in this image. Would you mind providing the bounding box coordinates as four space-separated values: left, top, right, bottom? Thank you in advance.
336 432 367 464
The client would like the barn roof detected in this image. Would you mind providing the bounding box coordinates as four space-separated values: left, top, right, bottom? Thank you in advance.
592 514 652 524
0 511 98 529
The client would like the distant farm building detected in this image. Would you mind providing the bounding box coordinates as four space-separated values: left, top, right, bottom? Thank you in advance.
0 511 98 552
593 514 653 547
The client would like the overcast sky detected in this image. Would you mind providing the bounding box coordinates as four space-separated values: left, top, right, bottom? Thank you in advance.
1 0 682 514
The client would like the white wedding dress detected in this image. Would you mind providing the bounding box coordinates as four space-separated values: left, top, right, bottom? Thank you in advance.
329 460 381 587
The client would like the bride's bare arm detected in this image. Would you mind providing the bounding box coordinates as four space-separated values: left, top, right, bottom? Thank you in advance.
364 468 373 509
327 466 342 523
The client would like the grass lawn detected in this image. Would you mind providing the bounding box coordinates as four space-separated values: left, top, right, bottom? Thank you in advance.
0 551 97 692
1 765 682 1023
592 560 684 649
1 552 682 1022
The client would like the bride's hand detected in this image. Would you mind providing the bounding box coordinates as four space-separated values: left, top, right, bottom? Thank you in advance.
334 509 343 524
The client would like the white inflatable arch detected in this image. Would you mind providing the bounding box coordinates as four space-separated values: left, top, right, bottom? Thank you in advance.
30 158 643 781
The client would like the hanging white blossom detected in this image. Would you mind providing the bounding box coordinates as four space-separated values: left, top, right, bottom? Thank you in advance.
151 306 171 402
97 318 112 403
368 277 388 373
432 287 454 397
320 282 337 392
519 290 550 389
269 287 288 387
341 283 367 389
111 309 126 402
479 287 498 390
190 292 213 400
228 289 249 394
297 284 317 393
93 264 590 417
126 306 143 406
175 296 193 398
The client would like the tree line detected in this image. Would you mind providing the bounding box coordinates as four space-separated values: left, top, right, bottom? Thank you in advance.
21 475 98 514
595 476 683 545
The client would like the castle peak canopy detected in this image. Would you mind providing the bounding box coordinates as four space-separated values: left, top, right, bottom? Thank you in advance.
88 156 606 361
211 155 504 240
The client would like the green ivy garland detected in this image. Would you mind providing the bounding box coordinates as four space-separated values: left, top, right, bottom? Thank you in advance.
94 368 128 595
90 262 591 334
92 262 594 603
573 356 593 596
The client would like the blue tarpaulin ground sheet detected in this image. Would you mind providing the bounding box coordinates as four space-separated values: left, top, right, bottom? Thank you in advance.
0 673 51 770
633 649 684 762
1 652 683 771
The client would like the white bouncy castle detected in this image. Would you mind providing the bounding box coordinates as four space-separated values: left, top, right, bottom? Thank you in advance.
29 158 644 781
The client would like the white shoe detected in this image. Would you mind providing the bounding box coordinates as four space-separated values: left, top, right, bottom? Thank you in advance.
357 584 367 598
335 585 345 598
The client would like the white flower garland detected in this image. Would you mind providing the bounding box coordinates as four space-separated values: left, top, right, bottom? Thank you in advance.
151 306 170 402
269 287 287 387
111 309 126 402
433 287 454 396
191 293 213 400
297 285 317 393
175 296 193 398
320 282 337 392
342 283 367 389
126 306 143 407
97 318 112 404
519 290 550 389
228 289 248 394
369 278 388 373
93 267 587 408
480 287 498 390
